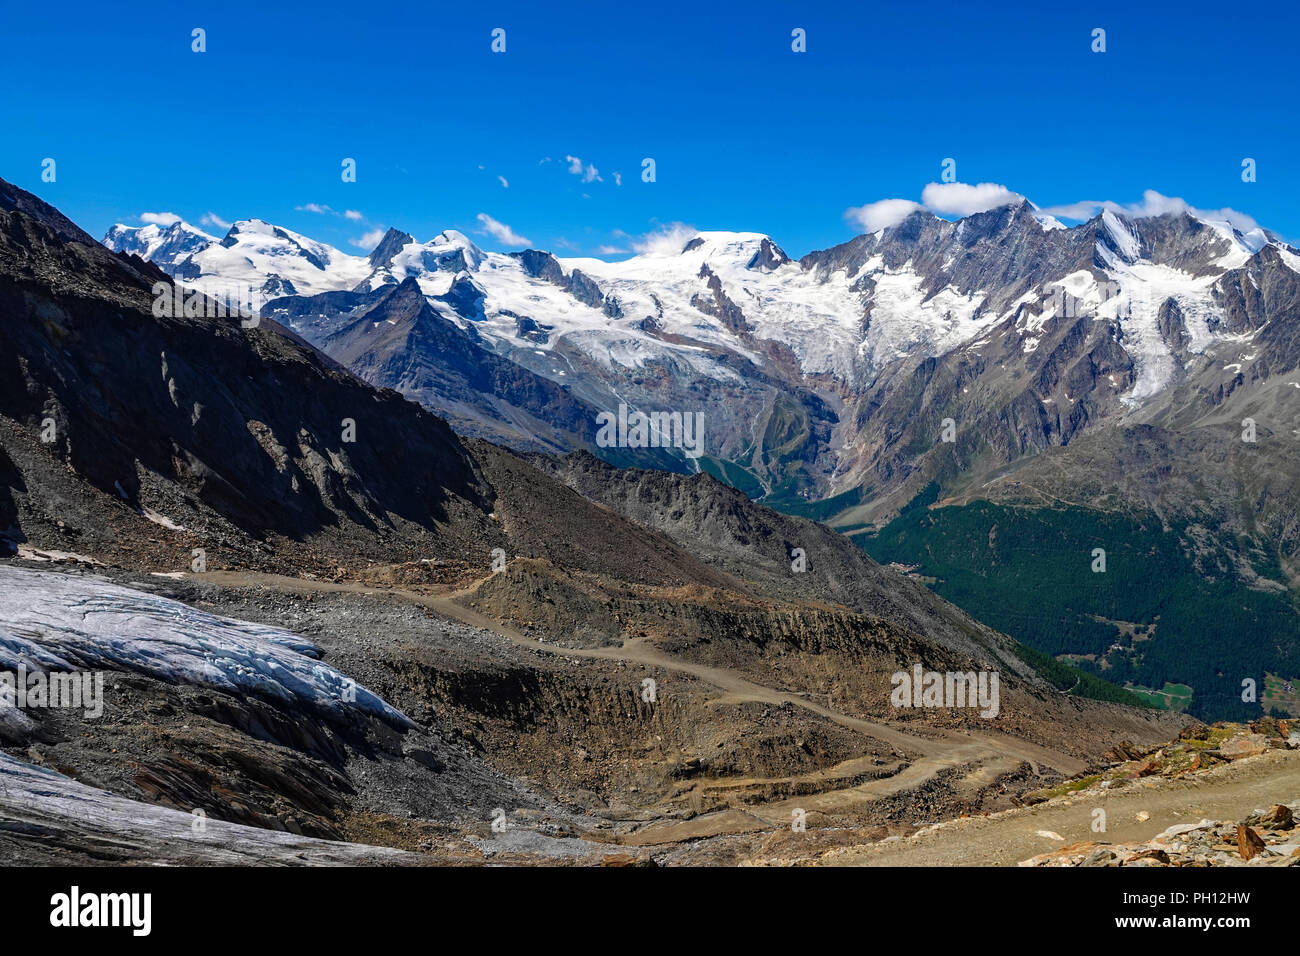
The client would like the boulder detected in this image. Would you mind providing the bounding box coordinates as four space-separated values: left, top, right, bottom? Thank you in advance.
1218 734 1269 760
1237 825 1267 861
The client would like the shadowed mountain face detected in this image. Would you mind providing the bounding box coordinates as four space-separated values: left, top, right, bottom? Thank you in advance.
0 180 495 568
105 199 1300 512
0 178 738 586
533 450 1003 659
264 277 601 454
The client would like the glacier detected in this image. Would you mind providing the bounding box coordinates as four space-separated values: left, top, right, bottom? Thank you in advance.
0 565 412 729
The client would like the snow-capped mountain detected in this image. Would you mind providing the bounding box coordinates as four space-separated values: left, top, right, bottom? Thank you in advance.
176 218 375 301
262 275 605 453
104 200 1300 509
104 219 218 272
107 218 375 303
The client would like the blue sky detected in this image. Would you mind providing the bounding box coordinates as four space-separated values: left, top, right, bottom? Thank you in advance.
4 0 1297 256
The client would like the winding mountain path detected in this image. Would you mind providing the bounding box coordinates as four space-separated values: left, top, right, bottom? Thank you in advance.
192 569 1088 841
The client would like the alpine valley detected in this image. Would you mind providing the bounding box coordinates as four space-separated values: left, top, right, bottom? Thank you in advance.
104 196 1300 723
5 173 1204 865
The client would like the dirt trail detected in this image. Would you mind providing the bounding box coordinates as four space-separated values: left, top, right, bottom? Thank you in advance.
439 598 942 756
198 570 1081 766
817 750 1300 866
190 569 1090 842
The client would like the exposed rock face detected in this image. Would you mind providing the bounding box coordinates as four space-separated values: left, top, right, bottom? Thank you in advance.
746 237 790 272
692 264 751 336
536 451 1013 661
564 269 605 310
271 276 601 453
0 172 1045 662
507 250 619 317
367 227 415 270
511 249 566 283
805 202 1094 318
103 198 1300 519
103 203 1300 632
103 220 217 273
75 185 1300 732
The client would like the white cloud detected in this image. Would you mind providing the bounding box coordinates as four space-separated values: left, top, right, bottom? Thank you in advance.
1041 190 1260 232
344 209 363 221
1127 191 1196 219
296 203 332 214
200 212 231 230
613 172 622 186
564 154 602 183
498 175 509 188
140 211 181 226
844 198 924 233
1035 200 1104 221
595 244 628 255
475 213 531 247
844 181 1265 237
630 222 699 256
921 182 1024 217
1187 204 1259 233
842 181 1026 234
350 227 387 250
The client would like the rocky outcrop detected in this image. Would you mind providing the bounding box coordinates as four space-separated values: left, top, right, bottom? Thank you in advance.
1019 806 1300 867
367 227 415 269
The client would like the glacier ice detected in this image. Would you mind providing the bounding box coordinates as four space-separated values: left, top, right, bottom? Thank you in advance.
0 565 412 728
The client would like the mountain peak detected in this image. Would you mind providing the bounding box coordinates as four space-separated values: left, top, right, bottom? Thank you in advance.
669 231 788 269
102 218 218 269
368 227 415 269
383 230 485 274
1096 207 1142 263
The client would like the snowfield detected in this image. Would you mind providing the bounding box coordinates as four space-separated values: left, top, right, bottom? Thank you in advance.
104 205 1300 412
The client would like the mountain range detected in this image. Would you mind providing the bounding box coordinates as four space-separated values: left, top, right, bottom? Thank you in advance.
103 202 1300 499
103 198 1300 719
